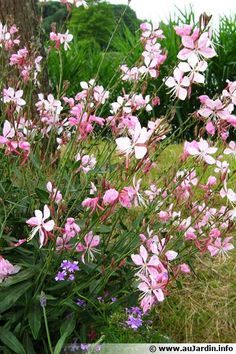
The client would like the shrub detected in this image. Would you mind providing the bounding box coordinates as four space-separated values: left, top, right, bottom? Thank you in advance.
0 2 235 352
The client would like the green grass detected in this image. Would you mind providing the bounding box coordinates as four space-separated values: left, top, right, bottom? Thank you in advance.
98 141 236 343
87 139 236 342
152 143 236 343
156 255 236 342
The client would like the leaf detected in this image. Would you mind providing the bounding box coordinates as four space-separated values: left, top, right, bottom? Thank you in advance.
1 269 34 287
35 188 49 204
0 281 32 313
175 279 183 290
96 225 112 233
0 327 26 354
54 317 76 354
23 333 36 354
28 303 42 339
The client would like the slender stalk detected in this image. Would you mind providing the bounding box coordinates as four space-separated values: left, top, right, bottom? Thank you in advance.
42 305 54 354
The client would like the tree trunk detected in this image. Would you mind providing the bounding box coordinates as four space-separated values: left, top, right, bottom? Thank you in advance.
0 0 49 93
0 0 40 46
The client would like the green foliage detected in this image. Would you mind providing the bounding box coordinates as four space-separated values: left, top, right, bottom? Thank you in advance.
40 2 68 34
69 2 115 49
1 2 236 352
69 2 141 49
45 4 236 139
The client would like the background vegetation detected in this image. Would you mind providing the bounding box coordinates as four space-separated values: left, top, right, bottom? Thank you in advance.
38 2 236 343
40 1 236 140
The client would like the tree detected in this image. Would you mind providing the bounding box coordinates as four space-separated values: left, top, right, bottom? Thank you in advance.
0 0 49 93
0 0 40 46
40 1 67 34
69 2 140 49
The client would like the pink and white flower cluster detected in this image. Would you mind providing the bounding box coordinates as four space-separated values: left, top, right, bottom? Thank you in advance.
196 81 236 139
0 22 19 50
120 22 166 82
36 93 63 133
9 47 42 83
166 24 217 100
131 230 188 313
56 218 81 251
0 119 30 162
75 152 97 173
50 30 73 51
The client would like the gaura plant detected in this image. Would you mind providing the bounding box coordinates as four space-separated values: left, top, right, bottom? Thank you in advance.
0 2 235 352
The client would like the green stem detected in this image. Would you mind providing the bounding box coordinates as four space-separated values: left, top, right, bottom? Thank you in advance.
42 305 54 354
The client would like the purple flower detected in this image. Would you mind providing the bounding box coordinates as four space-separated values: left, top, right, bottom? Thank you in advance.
55 270 66 281
126 306 143 317
68 340 80 352
126 315 143 330
95 344 102 352
77 298 86 307
80 343 89 352
55 259 80 282
61 260 71 269
97 296 104 303
111 297 117 303
40 292 47 307
68 274 75 281
61 260 79 272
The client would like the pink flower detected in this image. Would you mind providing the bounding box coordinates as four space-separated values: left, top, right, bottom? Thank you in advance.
177 31 217 64
93 85 109 104
214 160 229 175
56 217 80 251
181 140 199 160
36 94 62 130
103 188 119 205
175 24 192 37
165 250 178 261
186 138 217 165
198 97 232 121
26 205 55 248
120 65 141 81
46 181 63 204
59 30 73 51
142 42 163 68
0 256 20 283
76 231 100 263
207 237 234 257
179 263 191 273
178 57 208 84
82 197 99 212
3 87 26 110
10 47 28 67
209 228 221 238
140 22 164 41
220 184 236 203
116 122 149 159
64 217 81 238
165 68 190 100
75 153 96 173
224 141 236 158
119 188 133 208
0 120 16 151
131 245 161 278
50 30 73 50
222 80 236 105
207 176 217 187
205 121 215 136
138 273 166 312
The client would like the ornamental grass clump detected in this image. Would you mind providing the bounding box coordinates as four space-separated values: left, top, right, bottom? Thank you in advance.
0 1 235 352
